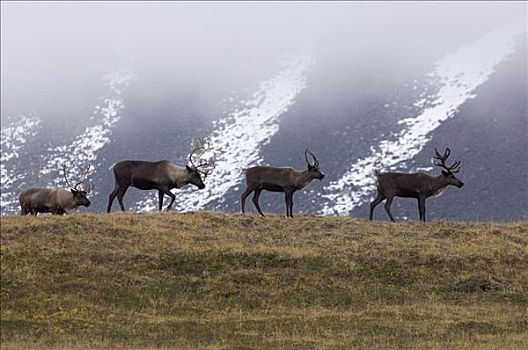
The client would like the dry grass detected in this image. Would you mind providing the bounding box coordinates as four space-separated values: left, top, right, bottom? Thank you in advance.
1 212 527 349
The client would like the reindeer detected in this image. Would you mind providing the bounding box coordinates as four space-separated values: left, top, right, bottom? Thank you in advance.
370 148 464 222
241 149 325 218
19 164 92 215
107 139 215 212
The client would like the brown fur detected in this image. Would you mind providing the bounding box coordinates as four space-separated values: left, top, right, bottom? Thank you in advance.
19 188 91 215
370 170 464 222
241 164 325 218
107 160 205 212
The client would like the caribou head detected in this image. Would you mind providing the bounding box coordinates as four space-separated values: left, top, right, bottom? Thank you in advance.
62 163 92 207
187 138 216 190
434 147 464 188
305 148 325 180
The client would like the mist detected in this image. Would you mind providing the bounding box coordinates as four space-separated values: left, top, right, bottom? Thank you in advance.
2 2 524 123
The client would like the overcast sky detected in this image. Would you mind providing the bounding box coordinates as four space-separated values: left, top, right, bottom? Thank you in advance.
1 2 525 121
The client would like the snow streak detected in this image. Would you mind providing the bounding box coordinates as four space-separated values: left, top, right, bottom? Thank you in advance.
320 22 525 216
40 66 135 190
136 50 313 211
1 116 41 214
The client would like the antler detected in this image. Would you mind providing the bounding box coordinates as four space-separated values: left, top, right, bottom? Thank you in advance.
72 164 91 190
63 163 92 191
81 182 93 193
188 138 216 177
62 163 74 189
433 147 461 173
305 148 319 168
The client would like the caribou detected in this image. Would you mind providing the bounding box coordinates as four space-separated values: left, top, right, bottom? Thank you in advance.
241 149 325 218
370 147 464 222
107 139 215 212
19 164 92 215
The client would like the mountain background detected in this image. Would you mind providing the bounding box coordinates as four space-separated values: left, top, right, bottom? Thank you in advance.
1 2 527 221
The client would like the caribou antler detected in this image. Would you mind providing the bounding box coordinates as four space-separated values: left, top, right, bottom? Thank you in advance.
433 147 461 173
62 163 74 189
188 138 216 177
62 163 92 191
305 148 319 168
81 182 93 193
73 164 91 190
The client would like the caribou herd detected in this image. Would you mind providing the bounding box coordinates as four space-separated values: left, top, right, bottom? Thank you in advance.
18 138 464 222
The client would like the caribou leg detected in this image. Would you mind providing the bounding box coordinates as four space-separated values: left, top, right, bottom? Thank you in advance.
20 205 30 216
107 187 119 213
289 193 294 218
285 191 294 218
370 192 385 220
159 187 176 211
158 190 164 211
240 188 253 213
117 185 129 211
284 192 290 218
252 189 264 217
384 196 396 222
418 196 426 222
52 207 63 215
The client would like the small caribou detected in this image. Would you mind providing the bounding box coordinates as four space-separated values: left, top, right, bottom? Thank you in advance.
19 164 92 215
107 139 215 212
241 149 325 218
370 147 464 222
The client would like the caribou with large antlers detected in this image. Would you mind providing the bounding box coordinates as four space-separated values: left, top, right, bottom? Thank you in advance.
369 147 464 222
241 149 325 218
19 164 92 215
107 138 215 212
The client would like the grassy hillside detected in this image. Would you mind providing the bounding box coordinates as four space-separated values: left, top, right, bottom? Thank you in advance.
1 212 527 349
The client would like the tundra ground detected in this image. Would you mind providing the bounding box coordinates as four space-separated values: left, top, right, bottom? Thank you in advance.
1 212 527 349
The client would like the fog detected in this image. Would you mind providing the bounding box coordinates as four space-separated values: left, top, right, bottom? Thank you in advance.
1 2 525 122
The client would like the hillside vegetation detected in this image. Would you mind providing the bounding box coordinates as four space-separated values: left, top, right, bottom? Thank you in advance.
1 212 527 349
